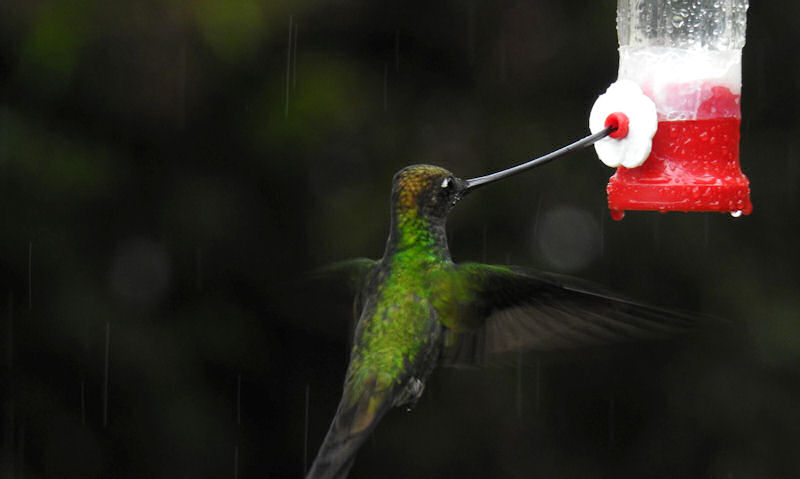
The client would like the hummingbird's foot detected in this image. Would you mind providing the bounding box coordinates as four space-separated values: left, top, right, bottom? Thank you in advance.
395 377 425 411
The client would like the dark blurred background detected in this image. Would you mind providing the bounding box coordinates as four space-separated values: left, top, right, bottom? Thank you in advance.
1 0 799 477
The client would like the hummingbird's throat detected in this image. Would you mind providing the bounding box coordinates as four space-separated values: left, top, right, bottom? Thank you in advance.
389 209 449 254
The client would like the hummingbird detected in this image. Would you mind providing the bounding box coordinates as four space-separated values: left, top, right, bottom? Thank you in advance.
306 128 695 478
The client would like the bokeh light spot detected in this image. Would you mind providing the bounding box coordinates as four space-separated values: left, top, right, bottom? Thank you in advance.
533 206 599 273
194 0 265 63
109 238 172 307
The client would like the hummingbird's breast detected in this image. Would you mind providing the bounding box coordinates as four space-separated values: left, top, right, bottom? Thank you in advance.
345 250 449 403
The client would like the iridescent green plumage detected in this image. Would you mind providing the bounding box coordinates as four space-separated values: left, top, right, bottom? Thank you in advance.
306 165 696 479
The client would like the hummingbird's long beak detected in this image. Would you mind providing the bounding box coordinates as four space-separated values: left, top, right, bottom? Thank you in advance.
464 125 615 193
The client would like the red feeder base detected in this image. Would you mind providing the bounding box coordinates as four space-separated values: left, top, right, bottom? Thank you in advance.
607 117 752 220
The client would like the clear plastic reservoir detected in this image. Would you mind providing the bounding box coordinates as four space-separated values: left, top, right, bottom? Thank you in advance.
617 0 748 51
616 0 749 120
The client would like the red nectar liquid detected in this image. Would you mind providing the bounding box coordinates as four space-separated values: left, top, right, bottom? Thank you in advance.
607 86 752 218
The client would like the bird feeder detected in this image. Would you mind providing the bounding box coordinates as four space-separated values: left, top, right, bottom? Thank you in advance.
590 0 752 220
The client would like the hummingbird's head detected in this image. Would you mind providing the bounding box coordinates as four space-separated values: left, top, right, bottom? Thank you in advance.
391 165 468 220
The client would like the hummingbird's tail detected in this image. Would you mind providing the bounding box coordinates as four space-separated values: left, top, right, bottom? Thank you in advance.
306 379 391 479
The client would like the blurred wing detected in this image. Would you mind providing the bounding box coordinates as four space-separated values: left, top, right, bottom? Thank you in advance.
310 257 376 311
309 257 377 292
308 258 377 343
442 263 697 366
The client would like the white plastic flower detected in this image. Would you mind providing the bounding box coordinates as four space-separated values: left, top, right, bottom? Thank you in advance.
589 79 657 168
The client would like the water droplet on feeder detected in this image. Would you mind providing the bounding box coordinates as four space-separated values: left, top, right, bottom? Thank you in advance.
730 210 742 218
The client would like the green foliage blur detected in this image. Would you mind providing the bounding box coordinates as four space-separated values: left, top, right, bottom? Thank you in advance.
2 0 800 477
